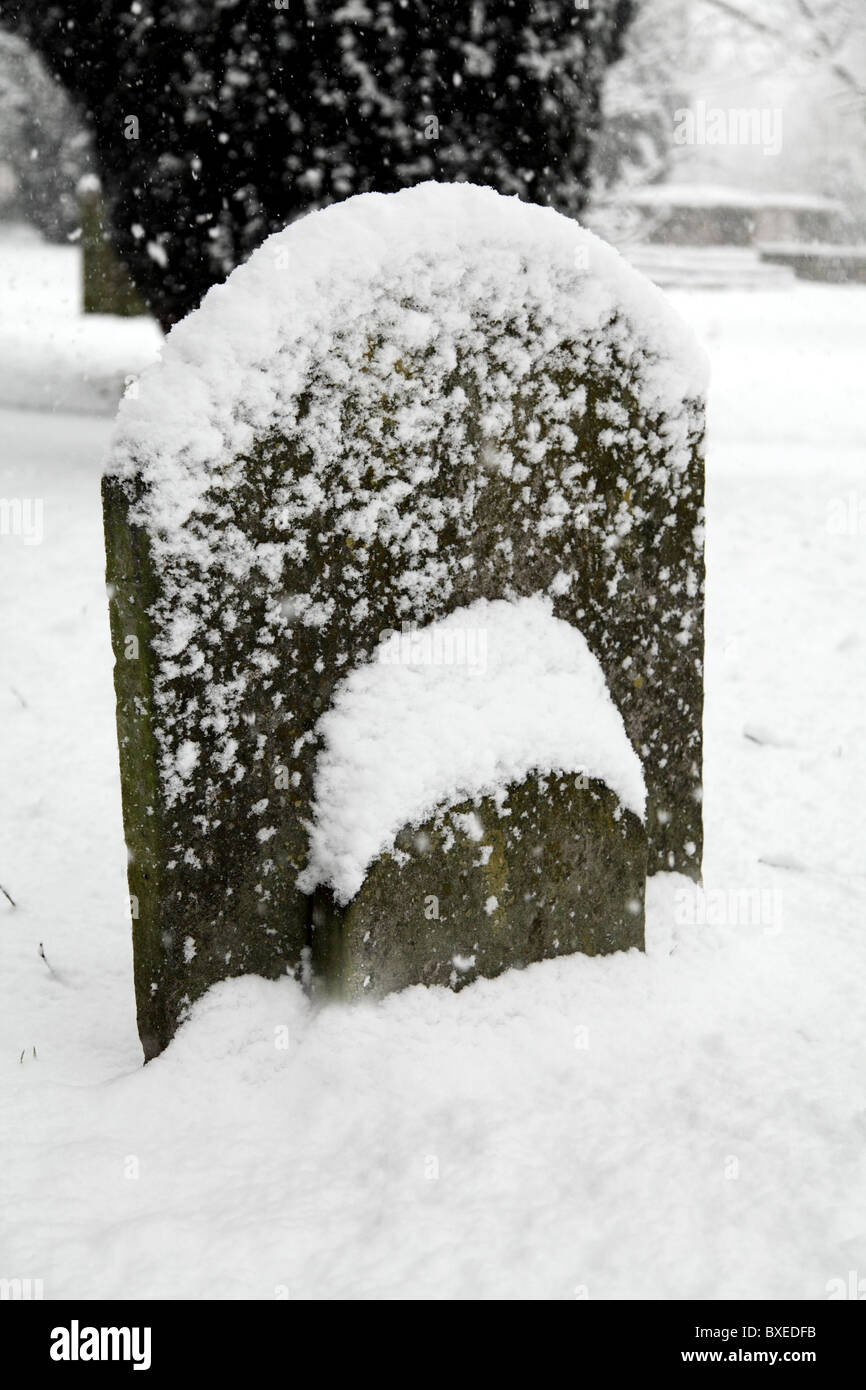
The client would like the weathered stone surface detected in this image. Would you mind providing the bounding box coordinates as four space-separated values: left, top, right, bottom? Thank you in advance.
103 184 705 1057
104 478 309 1061
310 772 647 1001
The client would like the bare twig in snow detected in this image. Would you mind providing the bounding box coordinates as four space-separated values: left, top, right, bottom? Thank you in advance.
38 941 56 976
701 0 785 43
704 0 865 99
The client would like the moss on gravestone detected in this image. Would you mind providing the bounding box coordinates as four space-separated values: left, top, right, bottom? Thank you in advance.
104 473 310 1060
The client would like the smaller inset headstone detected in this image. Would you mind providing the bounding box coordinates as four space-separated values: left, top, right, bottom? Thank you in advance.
311 772 646 1000
300 596 647 996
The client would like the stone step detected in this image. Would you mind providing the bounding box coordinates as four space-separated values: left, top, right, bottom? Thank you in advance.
614 245 795 291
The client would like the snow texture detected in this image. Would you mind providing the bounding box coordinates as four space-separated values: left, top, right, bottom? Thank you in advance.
299 594 646 903
105 181 706 808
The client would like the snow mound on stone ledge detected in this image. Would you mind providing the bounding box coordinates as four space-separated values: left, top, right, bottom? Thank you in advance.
298 594 646 904
106 181 707 535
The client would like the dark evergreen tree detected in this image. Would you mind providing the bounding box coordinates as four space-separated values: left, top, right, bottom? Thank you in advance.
3 1 634 330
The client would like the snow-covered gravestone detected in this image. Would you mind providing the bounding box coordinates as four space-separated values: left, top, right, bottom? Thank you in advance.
103 183 706 1056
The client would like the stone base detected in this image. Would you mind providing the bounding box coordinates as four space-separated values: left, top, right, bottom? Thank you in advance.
310 771 647 1001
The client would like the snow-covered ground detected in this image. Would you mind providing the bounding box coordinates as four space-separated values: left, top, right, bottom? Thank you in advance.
0 223 160 415
1 231 864 1299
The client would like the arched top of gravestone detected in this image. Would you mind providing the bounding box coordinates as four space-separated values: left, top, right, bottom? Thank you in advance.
107 181 707 544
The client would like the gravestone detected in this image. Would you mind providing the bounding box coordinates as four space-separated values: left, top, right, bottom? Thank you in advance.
103 182 706 1059
79 177 147 318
